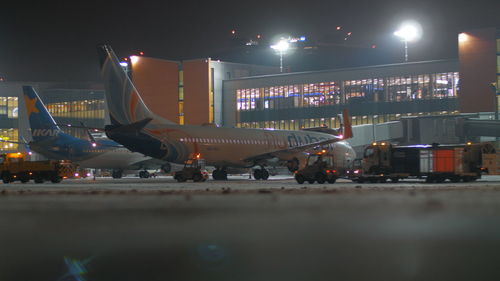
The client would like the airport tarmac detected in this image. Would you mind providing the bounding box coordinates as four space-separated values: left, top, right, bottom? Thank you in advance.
1 176 500 281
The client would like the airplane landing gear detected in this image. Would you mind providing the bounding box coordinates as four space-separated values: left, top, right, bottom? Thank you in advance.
139 170 150 178
253 168 269 180
212 168 227 180
161 163 171 173
112 169 123 179
287 158 299 172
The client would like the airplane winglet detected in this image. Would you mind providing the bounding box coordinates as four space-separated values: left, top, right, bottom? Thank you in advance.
97 44 111 69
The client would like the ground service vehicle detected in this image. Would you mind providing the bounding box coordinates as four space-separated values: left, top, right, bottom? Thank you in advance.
0 152 75 183
295 151 340 184
174 158 209 182
352 142 496 183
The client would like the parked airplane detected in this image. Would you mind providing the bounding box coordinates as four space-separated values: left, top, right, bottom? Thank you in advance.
21 86 170 178
98 45 355 180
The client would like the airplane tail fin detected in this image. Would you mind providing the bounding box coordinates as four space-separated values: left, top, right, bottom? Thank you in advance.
342 109 353 140
22 86 61 142
97 45 173 126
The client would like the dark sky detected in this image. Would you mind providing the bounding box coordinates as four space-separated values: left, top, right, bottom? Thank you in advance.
1 0 499 82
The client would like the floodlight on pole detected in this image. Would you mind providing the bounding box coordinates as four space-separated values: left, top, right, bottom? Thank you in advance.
394 21 422 62
271 39 290 73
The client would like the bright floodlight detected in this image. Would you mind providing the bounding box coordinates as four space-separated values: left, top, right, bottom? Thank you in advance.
394 21 422 62
458 33 468 43
394 21 421 42
271 39 290 73
130 55 139 65
271 40 290 52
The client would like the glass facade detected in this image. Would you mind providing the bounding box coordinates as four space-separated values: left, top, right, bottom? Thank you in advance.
0 129 18 151
236 71 459 129
0 97 18 119
46 100 105 119
44 99 105 139
0 96 19 151
39 89 106 139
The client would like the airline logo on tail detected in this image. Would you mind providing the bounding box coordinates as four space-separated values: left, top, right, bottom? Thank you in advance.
32 129 59 137
24 94 39 116
23 86 61 142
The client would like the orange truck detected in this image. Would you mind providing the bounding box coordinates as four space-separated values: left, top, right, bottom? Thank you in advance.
352 142 496 183
0 152 75 184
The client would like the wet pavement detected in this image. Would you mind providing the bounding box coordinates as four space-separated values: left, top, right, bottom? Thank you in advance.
1 176 500 281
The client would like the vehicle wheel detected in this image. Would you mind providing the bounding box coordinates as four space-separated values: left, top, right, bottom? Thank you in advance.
436 177 445 183
213 169 227 180
425 176 434 183
253 169 262 180
112 170 123 179
295 174 305 184
369 178 378 183
51 175 62 183
20 173 30 183
261 169 269 180
327 177 337 184
139 171 150 178
212 170 220 180
356 178 365 183
176 174 186 182
193 173 202 182
307 179 315 184
450 176 460 183
34 175 44 184
379 178 387 183
390 177 399 183
2 173 11 184
315 172 326 184
462 176 471 182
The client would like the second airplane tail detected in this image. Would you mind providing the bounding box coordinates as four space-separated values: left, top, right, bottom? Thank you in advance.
22 86 61 142
97 45 174 127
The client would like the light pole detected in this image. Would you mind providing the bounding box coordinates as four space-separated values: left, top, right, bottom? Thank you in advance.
271 39 290 73
491 83 498 121
394 21 421 62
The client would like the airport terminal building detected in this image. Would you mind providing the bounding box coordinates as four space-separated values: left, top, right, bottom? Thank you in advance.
223 60 460 129
0 27 498 154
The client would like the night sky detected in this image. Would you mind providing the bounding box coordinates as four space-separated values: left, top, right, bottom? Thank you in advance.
1 0 499 82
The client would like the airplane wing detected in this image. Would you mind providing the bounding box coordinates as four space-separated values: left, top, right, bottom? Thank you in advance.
243 135 344 163
0 139 25 144
58 123 105 131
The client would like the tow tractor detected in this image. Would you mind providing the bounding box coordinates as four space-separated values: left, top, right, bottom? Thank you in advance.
294 150 340 184
174 156 209 182
0 152 75 183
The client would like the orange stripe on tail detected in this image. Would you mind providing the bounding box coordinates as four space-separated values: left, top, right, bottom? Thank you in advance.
342 109 353 139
